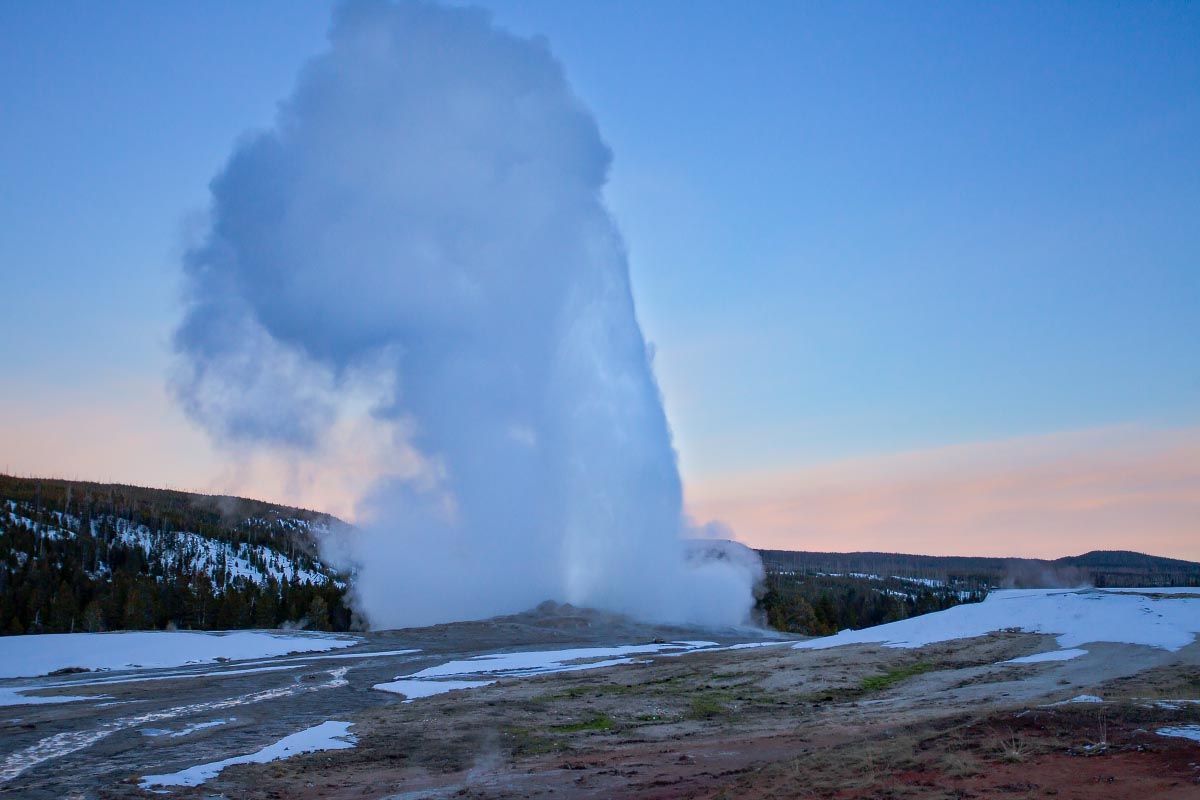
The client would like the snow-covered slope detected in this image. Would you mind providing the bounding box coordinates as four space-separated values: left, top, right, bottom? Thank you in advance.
100 516 337 588
795 588 1200 653
3 500 340 591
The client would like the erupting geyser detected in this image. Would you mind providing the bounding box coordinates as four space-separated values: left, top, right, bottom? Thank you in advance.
173 0 760 628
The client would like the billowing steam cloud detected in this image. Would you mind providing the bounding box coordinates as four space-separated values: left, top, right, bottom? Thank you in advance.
173 0 760 628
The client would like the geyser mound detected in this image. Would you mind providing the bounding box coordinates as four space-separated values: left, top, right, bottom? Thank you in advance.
173 0 760 628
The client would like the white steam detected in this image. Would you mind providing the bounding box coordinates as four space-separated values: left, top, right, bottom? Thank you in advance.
173 0 760 628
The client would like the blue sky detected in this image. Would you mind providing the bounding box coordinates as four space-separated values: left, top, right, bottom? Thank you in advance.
2 2 1197 556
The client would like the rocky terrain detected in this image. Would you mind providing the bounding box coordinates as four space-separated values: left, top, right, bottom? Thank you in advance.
1 590 1198 799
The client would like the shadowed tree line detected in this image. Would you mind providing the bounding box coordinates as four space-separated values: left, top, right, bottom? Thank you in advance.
0 476 352 636
758 549 1200 590
755 571 985 636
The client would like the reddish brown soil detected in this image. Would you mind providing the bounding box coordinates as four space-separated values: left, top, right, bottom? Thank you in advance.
75 628 1199 800
184 705 1200 800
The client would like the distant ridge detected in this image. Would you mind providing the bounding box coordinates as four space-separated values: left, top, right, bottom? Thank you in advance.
0 474 337 535
756 548 1200 589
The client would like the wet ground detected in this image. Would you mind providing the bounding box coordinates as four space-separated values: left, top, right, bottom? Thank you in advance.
1 604 1198 799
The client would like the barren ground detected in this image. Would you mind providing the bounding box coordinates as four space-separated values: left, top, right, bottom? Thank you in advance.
2 606 1198 799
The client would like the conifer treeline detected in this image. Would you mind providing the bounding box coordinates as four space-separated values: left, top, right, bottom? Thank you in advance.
755 572 985 635
0 476 352 635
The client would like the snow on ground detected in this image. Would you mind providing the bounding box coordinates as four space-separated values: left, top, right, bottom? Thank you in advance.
141 717 235 738
294 648 420 661
407 643 717 679
0 668 350 785
32 663 311 690
220 648 422 670
1049 694 1105 705
373 641 738 701
139 720 356 789
0 688 96 708
1156 725 1200 743
1003 648 1089 664
794 589 1200 654
717 641 794 651
1151 699 1200 710
373 678 498 701
0 630 359 678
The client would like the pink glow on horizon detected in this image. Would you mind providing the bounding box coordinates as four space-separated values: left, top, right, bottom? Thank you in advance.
686 426 1200 561
4 388 1197 562
0 380 406 522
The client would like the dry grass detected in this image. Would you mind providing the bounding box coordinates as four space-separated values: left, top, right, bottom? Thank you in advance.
997 733 1030 763
939 751 984 778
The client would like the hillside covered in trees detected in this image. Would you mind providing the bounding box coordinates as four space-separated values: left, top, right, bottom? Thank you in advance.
754 547 1200 635
758 548 1200 591
0 475 353 635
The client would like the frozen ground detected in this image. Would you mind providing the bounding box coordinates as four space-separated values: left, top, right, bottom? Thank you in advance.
1003 647 1089 664
1049 694 1106 705
141 717 235 738
139 720 356 788
1 593 1197 799
0 687 94 708
0 630 359 678
374 678 497 700
795 588 1200 653
373 641 732 701
0 605 775 797
1155 725 1200 743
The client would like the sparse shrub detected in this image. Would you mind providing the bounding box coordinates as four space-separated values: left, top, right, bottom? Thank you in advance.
687 695 728 720
940 752 983 777
859 661 933 692
997 734 1028 763
552 713 614 732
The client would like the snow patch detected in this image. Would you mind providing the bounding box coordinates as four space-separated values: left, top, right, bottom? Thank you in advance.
0 668 349 785
719 641 794 651
139 720 356 788
141 717 235 738
0 630 358 678
794 589 1200 654
0 688 96 708
372 641 728 702
1152 699 1200 710
373 679 497 701
1156 725 1200 743
1003 648 1089 664
1050 694 1104 705
407 643 710 679
36 663 310 690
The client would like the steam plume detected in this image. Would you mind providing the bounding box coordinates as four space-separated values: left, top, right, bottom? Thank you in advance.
173 0 759 628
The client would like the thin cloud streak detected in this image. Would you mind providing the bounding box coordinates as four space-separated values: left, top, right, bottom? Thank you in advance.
687 426 1200 561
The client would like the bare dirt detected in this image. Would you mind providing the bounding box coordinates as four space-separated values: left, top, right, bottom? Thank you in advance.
2 605 1198 799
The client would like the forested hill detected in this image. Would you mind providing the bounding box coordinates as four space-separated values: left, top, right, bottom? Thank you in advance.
0 475 353 636
758 548 1200 589
753 547 1200 635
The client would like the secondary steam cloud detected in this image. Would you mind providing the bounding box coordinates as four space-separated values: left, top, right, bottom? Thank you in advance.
173 0 760 628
